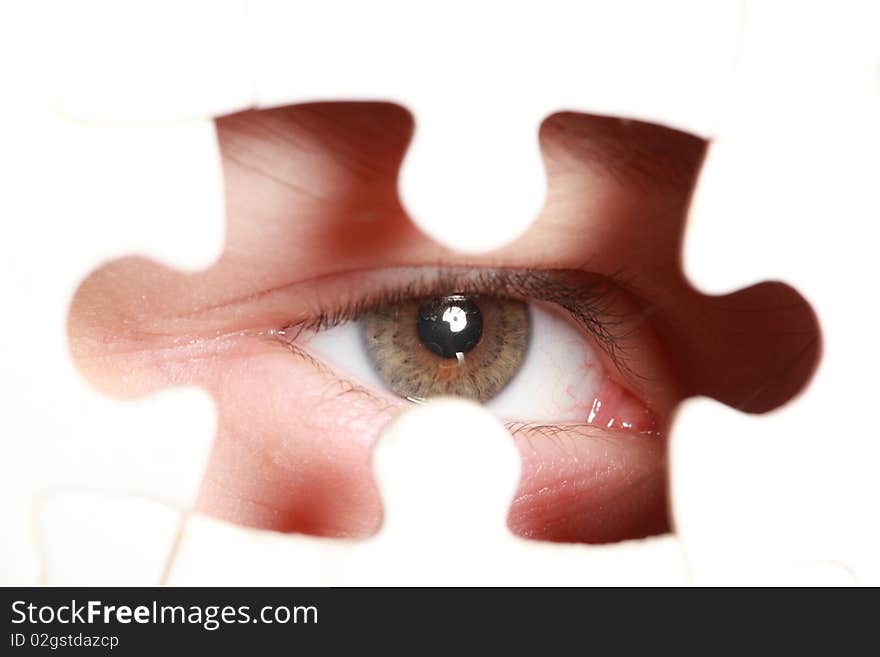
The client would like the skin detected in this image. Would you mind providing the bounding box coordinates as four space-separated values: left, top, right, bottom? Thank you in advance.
68 104 820 544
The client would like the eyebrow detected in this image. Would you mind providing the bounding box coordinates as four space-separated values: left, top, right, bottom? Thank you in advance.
541 112 707 194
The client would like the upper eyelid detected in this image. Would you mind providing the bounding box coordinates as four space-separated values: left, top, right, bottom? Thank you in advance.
285 266 612 327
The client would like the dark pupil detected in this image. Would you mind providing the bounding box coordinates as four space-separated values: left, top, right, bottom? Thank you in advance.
416 295 483 359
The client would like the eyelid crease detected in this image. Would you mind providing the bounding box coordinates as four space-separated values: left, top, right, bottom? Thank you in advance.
278 266 640 373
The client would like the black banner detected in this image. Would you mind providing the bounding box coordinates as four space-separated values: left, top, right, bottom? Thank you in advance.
0 587 865 653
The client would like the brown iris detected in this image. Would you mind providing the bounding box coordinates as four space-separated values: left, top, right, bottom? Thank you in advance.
362 294 529 402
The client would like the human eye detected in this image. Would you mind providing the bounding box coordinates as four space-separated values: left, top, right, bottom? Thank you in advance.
287 267 658 431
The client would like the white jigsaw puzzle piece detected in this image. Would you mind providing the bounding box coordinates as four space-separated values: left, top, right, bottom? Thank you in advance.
6 0 874 586
165 515 345 586
30 0 741 253
672 400 864 586
28 0 253 122
341 397 521 585
673 0 880 585
37 491 184 585
0 21 221 584
167 399 691 586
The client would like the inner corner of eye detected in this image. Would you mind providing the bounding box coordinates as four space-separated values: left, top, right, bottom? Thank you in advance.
298 293 655 432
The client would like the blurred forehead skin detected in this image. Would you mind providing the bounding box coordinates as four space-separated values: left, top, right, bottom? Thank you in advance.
70 104 705 335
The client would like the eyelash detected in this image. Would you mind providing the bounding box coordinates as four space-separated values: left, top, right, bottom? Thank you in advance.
275 267 636 370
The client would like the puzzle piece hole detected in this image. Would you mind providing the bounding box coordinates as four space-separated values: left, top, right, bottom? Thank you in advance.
65 103 820 551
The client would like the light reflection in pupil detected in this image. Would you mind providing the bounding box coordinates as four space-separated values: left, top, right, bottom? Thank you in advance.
442 306 467 332
417 295 483 359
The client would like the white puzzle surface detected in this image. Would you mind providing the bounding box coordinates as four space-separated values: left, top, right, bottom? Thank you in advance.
0 0 877 585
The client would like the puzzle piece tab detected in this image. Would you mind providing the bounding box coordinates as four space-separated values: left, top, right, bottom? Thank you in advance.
0 41 221 583
675 0 880 584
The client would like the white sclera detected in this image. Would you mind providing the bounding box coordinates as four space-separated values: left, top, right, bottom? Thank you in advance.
301 303 602 423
